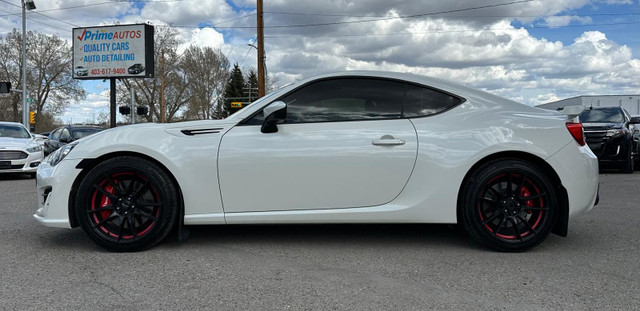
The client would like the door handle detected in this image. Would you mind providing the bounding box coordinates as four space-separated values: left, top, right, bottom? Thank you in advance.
372 138 405 146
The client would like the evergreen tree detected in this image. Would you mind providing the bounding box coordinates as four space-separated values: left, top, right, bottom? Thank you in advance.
223 64 245 114
245 69 259 102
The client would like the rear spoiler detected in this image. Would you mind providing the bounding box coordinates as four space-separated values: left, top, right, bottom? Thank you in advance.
556 105 585 123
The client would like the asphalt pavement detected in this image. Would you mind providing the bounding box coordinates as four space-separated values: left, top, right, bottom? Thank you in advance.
0 172 638 310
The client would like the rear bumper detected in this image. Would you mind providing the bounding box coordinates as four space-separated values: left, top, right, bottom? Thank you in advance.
547 142 599 218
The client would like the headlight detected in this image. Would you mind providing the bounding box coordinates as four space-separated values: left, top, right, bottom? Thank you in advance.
606 129 626 138
44 142 78 166
26 145 43 153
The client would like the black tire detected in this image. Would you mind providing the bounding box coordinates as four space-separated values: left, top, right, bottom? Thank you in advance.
459 159 557 252
620 146 634 173
75 156 179 252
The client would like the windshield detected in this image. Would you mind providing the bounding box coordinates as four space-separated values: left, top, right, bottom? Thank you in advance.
0 124 31 138
579 108 625 123
71 128 103 139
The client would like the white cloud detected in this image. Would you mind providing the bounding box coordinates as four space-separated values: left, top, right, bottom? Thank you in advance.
178 27 225 53
542 15 592 27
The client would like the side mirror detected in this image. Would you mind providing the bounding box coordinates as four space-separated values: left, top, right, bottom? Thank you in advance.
630 116 640 124
261 101 287 134
59 137 70 143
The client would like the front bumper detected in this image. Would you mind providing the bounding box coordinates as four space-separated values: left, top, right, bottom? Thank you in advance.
586 134 631 166
33 158 83 228
0 150 44 174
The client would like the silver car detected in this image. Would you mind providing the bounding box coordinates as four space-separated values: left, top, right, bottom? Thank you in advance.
0 121 44 177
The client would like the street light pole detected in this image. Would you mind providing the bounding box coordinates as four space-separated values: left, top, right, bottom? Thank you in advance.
21 1 27 128
21 0 36 129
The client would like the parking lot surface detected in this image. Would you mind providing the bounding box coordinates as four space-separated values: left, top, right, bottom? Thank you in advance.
0 172 638 310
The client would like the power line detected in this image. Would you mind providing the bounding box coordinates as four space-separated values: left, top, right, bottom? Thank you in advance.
0 0 79 27
264 11 640 18
264 21 640 39
177 0 537 29
239 38 255 67
0 6 70 32
0 0 183 17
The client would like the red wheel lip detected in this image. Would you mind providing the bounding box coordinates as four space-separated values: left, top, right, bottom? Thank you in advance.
89 172 161 241
477 172 546 241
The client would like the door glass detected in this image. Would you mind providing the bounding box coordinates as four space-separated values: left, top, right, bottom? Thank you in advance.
50 129 62 140
283 78 404 123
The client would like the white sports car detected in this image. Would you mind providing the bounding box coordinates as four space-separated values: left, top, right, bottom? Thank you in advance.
0 121 44 177
34 71 599 252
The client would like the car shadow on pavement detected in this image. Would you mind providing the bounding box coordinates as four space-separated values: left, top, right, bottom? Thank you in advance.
0 173 33 181
166 223 481 251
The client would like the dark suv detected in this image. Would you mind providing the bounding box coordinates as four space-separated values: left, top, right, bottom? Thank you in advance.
580 107 640 173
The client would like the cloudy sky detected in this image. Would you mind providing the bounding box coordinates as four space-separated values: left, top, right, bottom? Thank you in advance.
0 0 638 124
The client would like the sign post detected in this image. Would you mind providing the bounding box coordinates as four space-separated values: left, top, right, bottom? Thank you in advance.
72 24 154 127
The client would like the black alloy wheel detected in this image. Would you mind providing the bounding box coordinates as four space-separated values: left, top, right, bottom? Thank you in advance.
460 159 557 252
76 156 178 252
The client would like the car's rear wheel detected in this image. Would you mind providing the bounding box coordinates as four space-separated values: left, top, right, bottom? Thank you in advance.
460 159 557 252
75 156 178 252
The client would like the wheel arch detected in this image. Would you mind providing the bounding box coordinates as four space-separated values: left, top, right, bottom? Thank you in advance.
457 151 569 237
67 151 185 230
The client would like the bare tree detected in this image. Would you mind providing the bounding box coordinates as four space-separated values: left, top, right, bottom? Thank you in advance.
119 26 189 123
0 29 84 131
181 45 230 120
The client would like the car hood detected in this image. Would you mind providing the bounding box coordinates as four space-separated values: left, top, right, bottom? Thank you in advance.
79 119 238 142
0 137 33 149
582 122 624 130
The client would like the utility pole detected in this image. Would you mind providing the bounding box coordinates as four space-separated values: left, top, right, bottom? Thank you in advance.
257 0 265 97
130 87 135 124
160 48 165 123
110 78 116 127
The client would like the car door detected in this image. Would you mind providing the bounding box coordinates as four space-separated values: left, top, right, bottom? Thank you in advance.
218 77 418 213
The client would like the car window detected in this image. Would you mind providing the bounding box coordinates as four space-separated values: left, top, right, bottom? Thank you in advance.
71 128 102 139
403 84 462 118
284 78 404 123
50 129 62 140
247 78 405 124
60 129 71 140
579 108 625 123
0 124 30 138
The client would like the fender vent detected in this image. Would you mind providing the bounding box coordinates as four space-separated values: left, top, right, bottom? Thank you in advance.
180 128 223 136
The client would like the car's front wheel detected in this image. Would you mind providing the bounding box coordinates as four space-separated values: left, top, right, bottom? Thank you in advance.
459 159 557 252
75 156 178 252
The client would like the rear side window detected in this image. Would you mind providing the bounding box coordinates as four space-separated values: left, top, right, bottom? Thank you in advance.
403 84 461 118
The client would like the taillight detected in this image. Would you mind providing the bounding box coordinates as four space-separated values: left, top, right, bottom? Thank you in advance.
566 122 586 146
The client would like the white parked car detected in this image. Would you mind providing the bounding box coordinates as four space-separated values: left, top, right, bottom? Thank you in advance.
74 66 88 76
33 71 599 252
0 121 44 177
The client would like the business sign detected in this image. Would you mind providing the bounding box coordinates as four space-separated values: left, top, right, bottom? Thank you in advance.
231 102 243 108
72 24 154 79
